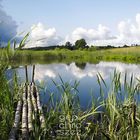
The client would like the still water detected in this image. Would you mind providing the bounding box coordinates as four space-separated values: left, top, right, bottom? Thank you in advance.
7 61 140 109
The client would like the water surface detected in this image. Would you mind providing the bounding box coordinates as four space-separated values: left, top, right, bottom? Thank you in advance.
7 61 140 109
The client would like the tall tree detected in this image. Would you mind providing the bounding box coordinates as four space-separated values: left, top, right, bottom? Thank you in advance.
65 41 73 50
75 38 87 49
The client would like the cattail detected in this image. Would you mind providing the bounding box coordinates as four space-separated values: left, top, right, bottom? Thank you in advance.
9 99 22 140
28 85 33 132
35 85 45 128
22 84 28 139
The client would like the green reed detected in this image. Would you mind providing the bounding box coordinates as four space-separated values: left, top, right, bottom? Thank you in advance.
0 63 19 139
1 61 140 139
1 55 140 140
37 72 140 140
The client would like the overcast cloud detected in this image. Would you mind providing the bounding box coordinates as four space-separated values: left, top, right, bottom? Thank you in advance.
0 0 17 43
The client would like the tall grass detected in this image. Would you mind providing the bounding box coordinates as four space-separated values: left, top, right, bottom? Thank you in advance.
37 72 140 139
0 62 19 139
1 62 140 139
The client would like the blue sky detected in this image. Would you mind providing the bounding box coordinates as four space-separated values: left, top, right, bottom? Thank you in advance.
1 0 140 46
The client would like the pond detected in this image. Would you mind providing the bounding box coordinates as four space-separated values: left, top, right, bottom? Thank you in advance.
7 61 140 109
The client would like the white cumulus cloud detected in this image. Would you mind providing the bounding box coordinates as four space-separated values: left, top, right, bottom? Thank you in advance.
26 22 62 48
65 24 115 45
116 13 140 45
27 62 140 83
65 13 140 46
25 13 140 47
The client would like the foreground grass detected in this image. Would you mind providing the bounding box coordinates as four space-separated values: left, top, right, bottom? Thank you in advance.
40 72 140 139
0 63 18 139
1 62 140 139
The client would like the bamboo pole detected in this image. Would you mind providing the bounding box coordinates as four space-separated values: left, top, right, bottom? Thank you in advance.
27 85 33 132
30 83 38 114
22 84 28 139
25 65 28 83
35 86 45 128
9 81 46 139
32 65 35 83
9 99 22 140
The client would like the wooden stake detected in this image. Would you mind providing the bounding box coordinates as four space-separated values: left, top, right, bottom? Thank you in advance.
25 65 28 83
32 65 35 83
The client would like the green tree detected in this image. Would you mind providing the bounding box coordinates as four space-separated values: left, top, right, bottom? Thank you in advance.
65 41 73 50
74 38 87 49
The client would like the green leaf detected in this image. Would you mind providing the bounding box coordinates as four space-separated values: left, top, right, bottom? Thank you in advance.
19 32 30 49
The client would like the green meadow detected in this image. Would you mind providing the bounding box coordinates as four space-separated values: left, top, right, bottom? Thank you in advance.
1 46 140 66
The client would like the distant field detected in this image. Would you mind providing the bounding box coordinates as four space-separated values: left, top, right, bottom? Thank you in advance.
104 46 140 54
1 46 140 65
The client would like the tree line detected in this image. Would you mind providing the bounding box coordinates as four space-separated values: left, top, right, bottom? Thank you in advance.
21 38 140 51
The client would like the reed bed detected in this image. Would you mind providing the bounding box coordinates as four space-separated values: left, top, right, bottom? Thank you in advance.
0 63 19 139
1 61 140 139
41 72 140 139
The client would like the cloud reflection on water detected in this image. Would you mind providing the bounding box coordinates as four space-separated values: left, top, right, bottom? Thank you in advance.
15 61 140 108
34 62 140 83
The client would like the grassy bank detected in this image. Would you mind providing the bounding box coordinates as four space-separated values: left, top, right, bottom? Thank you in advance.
2 46 140 66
